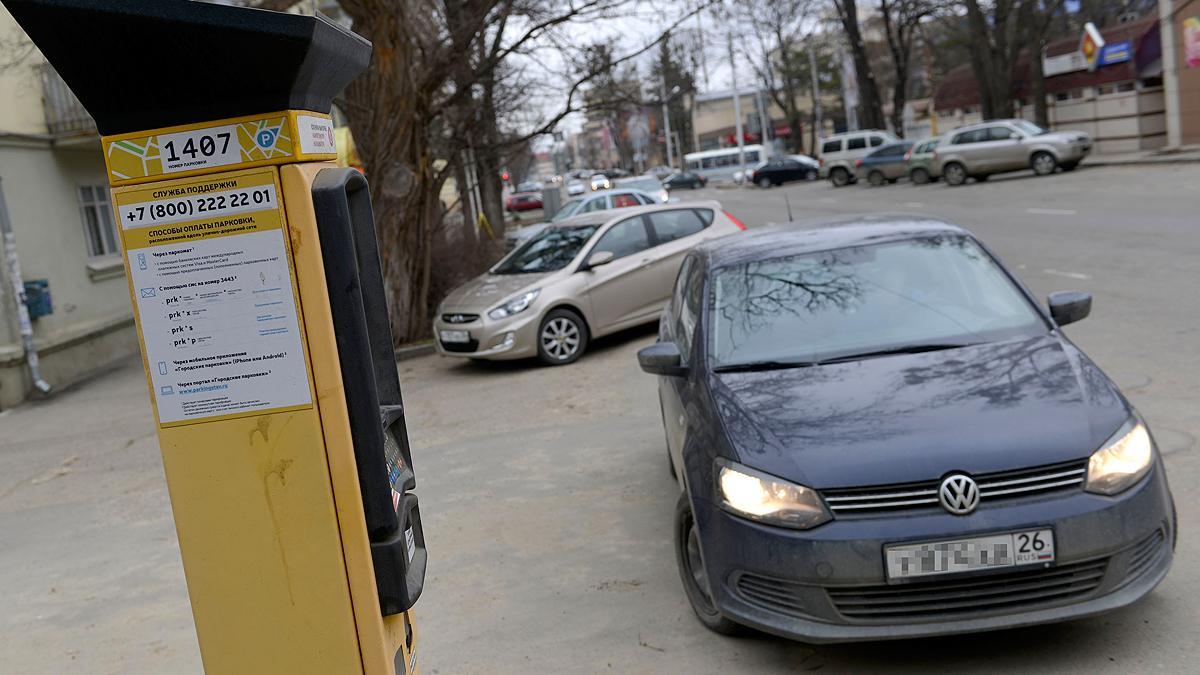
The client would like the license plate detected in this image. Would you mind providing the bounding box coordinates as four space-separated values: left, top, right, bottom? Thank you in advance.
885 529 1054 581
439 330 470 344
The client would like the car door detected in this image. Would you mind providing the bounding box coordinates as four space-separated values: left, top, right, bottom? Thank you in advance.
643 208 713 307
968 125 1016 172
987 124 1026 171
781 158 804 182
582 215 659 332
659 255 702 482
580 194 611 214
949 128 986 171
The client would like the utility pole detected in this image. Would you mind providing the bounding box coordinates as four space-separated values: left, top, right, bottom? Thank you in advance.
661 76 675 169
1158 0 1182 148
756 88 771 153
807 40 824 147
728 32 746 177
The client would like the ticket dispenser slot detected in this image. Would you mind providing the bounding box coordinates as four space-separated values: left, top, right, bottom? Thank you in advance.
312 168 427 615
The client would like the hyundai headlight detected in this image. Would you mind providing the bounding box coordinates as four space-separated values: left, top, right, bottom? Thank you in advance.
487 289 540 320
1085 418 1154 495
716 460 831 529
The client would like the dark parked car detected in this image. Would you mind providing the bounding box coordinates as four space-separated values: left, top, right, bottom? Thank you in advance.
505 192 543 212
663 171 707 190
855 141 914 186
638 216 1175 643
751 156 819 188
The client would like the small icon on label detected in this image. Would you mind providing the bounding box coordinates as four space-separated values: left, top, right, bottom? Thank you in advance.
137 253 147 270
160 385 175 395
139 287 157 298
157 361 168 375
256 128 278 149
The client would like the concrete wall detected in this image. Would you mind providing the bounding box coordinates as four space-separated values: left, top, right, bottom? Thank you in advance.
0 141 137 411
0 7 50 135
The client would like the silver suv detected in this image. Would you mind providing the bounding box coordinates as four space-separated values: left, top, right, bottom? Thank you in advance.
818 130 899 187
934 119 1092 186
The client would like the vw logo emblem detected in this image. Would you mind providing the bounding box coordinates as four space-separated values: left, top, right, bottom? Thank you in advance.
938 474 980 515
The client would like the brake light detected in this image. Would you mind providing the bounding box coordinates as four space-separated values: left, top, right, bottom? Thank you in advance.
903 149 912 161
724 211 748 231
854 159 863 168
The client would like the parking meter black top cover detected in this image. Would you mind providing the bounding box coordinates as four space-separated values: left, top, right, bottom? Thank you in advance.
2 0 371 135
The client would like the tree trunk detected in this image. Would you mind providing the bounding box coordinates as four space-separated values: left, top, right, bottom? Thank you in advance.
837 1 885 130
891 68 908 137
1032 37 1049 126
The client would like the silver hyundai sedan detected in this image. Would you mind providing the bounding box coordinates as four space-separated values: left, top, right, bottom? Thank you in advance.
434 202 745 364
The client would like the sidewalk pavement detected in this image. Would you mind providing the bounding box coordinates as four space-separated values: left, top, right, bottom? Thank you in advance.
1086 145 1200 167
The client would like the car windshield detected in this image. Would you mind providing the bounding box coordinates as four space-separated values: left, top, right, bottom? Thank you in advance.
1013 120 1048 136
494 224 599 274
552 198 585 221
709 236 1047 368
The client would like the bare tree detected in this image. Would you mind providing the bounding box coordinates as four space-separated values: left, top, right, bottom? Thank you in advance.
831 0 886 130
877 0 938 137
736 0 815 153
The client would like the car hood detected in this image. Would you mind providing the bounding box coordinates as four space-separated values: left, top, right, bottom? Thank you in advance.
440 272 547 313
1040 130 1090 144
710 334 1130 489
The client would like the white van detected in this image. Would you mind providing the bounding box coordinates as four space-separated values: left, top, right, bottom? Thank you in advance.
817 130 899 187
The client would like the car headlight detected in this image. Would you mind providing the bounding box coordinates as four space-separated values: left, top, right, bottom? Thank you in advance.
487 289 540 320
658 189 669 202
716 460 831 529
1085 418 1154 495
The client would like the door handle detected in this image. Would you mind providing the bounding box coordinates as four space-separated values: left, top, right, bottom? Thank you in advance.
638 258 653 268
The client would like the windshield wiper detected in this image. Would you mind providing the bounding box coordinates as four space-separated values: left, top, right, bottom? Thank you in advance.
818 343 976 365
713 359 820 373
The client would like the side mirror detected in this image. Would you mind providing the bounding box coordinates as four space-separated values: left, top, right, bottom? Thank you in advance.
1048 290 1092 326
638 342 688 377
582 250 615 271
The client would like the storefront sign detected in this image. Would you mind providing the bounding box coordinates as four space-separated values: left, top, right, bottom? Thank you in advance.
1185 17 1200 69
1099 41 1132 66
1044 51 1087 77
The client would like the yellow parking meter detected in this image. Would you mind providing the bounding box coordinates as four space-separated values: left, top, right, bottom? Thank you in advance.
4 1 427 673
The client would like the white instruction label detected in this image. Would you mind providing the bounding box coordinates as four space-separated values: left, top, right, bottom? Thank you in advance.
297 114 337 155
116 169 312 427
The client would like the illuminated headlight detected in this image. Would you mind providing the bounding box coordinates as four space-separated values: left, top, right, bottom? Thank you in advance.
487 289 540 320
1086 418 1154 495
659 189 669 202
716 460 831 529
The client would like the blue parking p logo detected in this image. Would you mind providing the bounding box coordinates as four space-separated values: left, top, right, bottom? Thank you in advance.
256 128 278 149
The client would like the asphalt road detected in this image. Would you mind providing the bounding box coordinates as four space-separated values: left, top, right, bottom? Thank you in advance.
1 163 1197 673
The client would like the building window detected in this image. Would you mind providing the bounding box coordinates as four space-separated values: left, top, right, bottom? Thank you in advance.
78 185 119 258
1097 81 1136 96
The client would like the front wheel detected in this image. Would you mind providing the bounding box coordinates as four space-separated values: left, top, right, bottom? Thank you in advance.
830 167 851 187
537 309 588 365
910 168 930 185
675 492 744 635
943 162 967 186
868 170 886 187
757 176 772 189
1032 151 1058 176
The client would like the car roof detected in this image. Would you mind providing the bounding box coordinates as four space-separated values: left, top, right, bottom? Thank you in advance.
696 215 968 269
550 200 724 229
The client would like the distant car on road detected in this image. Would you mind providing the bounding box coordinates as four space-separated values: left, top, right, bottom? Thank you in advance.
435 201 746 365
751 155 819 188
590 174 612 191
505 192 543 212
818 129 899 187
566 180 586 196
615 175 671 203
906 137 942 184
663 171 707 190
638 215 1175 643
516 181 541 193
855 141 915 186
648 165 676 180
504 188 665 251
935 119 1092 186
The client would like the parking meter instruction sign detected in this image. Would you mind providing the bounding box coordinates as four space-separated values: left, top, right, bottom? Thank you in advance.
115 167 312 427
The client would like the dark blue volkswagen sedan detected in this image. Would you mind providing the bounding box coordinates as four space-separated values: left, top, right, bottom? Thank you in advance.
638 216 1175 642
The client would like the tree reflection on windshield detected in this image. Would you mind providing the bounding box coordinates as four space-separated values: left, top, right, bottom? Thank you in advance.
494 225 599 274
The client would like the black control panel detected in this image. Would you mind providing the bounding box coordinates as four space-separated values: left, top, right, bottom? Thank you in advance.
312 168 427 615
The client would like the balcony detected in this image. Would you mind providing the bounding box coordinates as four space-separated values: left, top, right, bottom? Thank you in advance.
38 63 96 137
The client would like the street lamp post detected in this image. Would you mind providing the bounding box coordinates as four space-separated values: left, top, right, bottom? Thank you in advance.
660 78 674 169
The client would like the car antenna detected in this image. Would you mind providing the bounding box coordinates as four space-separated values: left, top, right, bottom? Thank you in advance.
784 193 794 221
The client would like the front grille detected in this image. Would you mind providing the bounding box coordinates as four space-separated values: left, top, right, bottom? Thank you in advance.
439 338 479 353
441 313 479 324
734 572 810 618
822 459 1088 515
827 558 1107 622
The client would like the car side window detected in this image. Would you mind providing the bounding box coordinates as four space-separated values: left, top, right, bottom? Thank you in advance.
822 139 842 154
988 126 1018 141
649 209 708 245
611 193 640 208
582 196 609 213
953 129 983 144
847 136 867 150
869 135 885 147
636 193 657 205
592 216 651 260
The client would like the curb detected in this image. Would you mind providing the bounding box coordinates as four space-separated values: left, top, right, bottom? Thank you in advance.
1086 156 1200 168
395 341 435 361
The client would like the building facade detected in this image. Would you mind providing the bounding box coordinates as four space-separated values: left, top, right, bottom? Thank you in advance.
0 8 137 410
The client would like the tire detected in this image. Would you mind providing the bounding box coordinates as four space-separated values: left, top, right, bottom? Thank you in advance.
675 492 745 636
757 176 772 189
868 170 886 187
943 162 967 186
805 168 818 181
830 167 851 187
536 308 588 365
910 168 930 185
1032 151 1058 176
